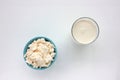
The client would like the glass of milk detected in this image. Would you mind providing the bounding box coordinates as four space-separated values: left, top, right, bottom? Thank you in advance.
71 17 99 45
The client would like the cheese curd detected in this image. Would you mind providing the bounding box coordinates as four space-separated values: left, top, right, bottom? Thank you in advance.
24 38 56 68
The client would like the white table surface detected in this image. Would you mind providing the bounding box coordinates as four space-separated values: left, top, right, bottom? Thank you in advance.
0 0 120 80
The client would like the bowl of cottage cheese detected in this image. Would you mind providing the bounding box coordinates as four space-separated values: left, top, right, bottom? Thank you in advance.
23 36 57 70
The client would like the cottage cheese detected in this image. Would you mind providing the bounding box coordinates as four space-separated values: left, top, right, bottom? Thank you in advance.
24 38 56 68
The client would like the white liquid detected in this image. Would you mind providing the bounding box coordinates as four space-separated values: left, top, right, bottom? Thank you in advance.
72 18 99 44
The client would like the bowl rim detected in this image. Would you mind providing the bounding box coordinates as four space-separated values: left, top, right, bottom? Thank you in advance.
23 36 57 70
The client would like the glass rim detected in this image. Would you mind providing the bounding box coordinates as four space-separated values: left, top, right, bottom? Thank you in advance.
71 17 100 45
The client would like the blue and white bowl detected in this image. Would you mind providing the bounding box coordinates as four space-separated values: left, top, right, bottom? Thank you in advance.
23 36 57 70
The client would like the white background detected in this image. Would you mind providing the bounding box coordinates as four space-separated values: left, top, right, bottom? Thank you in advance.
0 0 120 80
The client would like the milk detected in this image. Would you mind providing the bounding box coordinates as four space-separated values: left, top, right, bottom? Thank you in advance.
71 17 99 44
